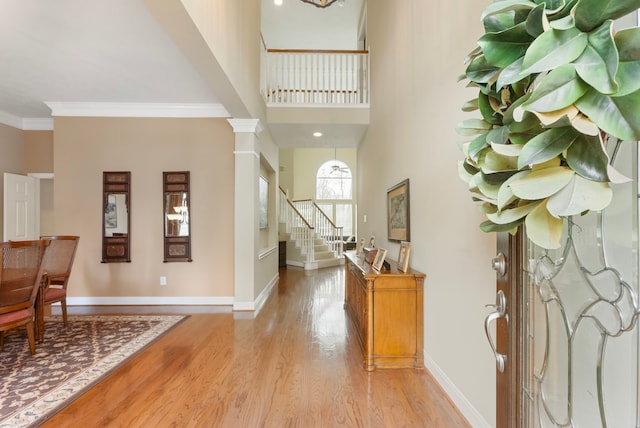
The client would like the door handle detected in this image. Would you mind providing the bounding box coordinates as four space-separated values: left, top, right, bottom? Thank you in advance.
484 290 508 373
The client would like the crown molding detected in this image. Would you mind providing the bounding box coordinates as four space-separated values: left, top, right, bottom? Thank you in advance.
45 102 230 118
0 111 53 131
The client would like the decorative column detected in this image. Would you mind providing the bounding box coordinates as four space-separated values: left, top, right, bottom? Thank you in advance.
228 118 262 311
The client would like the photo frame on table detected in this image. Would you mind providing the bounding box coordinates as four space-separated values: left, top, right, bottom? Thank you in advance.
387 179 410 242
368 235 376 248
372 248 388 271
356 238 365 256
397 241 411 272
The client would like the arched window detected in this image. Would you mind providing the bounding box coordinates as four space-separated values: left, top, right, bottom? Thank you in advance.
316 160 354 236
316 160 352 200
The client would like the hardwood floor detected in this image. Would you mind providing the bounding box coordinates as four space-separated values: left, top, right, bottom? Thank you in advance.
43 265 470 427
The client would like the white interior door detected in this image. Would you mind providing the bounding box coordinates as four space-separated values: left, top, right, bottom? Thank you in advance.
3 172 39 241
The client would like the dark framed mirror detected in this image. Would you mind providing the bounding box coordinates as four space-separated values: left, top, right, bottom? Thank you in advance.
163 171 192 262
102 171 131 263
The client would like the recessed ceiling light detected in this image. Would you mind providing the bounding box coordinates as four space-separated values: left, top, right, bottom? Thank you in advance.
313 132 323 137
274 0 283 5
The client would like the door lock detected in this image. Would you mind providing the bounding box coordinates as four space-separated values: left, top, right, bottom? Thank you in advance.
491 252 507 276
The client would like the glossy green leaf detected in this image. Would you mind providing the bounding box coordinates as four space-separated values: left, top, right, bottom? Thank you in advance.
487 200 542 224
525 4 546 37
486 126 510 145
537 0 566 13
615 28 640 96
573 0 640 32
480 219 524 233
462 98 479 112
576 88 640 141
475 173 502 199
465 55 501 83
573 21 618 94
497 57 528 88
521 64 588 112
565 134 609 181
479 92 503 125
458 160 475 184
517 127 579 168
509 166 575 199
481 0 539 21
546 174 612 216
482 170 521 186
468 133 490 162
479 23 534 67
456 119 492 136
482 150 519 173
498 170 531 209
548 15 574 30
525 201 563 249
491 141 523 157
521 27 588 74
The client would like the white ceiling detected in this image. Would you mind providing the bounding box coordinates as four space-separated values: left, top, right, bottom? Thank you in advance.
0 0 365 147
0 0 219 124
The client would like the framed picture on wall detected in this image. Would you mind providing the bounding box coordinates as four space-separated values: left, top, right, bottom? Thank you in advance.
387 179 410 242
259 176 269 229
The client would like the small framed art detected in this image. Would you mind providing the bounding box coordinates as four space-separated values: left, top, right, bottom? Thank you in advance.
397 241 411 272
372 248 388 271
356 238 365 256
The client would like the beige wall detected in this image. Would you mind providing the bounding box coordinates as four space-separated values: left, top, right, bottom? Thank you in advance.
24 131 53 173
361 1 496 425
53 117 235 301
0 123 25 238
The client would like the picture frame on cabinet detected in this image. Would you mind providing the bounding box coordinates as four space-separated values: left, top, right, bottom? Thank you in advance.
372 248 388 271
356 238 365 256
397 241 411 272
368 235 375 248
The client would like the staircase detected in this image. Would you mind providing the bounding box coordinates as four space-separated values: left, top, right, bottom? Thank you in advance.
279 188 344 270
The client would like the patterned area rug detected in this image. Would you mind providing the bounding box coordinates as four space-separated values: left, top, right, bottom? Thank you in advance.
0 315 186 427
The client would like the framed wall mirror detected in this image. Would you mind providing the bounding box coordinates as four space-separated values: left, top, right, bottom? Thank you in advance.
102 171 131 262
163 171 192 262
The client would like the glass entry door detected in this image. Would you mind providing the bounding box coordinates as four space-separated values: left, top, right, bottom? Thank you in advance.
522 140 639 427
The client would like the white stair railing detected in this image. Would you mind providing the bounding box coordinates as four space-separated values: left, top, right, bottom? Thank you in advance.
292 199 344 258
261 48 369 106
279 188 315 264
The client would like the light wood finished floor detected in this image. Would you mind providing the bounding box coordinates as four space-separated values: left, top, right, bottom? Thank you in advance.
42 265 470 427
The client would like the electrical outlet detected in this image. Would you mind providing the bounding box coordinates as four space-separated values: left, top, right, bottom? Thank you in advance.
160 276 167 286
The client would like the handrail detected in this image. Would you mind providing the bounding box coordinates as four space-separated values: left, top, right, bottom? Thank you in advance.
287 200 314 230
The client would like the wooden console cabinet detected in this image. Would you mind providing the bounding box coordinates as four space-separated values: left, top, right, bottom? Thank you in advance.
344 251 425 371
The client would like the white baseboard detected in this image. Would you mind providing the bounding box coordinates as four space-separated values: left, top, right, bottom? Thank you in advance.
66 296 234 306
233 272 279 313
423 353 492 428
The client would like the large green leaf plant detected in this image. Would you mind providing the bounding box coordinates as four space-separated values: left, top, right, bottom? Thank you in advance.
458 0 640 249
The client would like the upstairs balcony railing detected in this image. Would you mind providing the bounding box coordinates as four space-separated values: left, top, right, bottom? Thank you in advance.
261 48 369 106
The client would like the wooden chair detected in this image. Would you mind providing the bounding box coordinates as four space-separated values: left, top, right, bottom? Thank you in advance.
39 236 80 329
0 240 50 354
